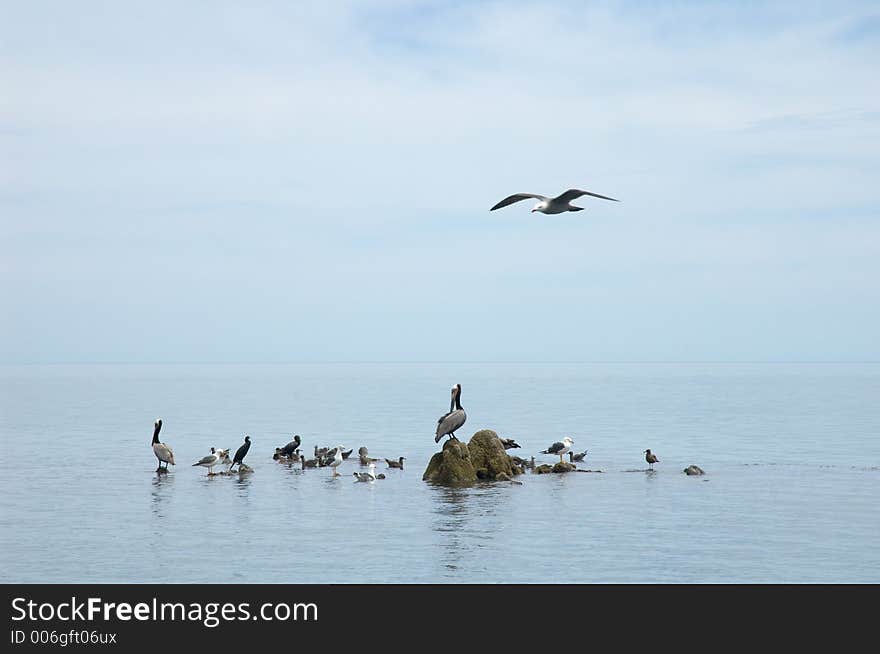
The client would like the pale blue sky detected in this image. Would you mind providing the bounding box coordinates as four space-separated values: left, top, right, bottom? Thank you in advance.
2 1 878 363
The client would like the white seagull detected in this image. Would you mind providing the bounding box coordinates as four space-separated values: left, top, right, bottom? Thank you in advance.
192 448 221 475
490 188 619 214
541 437 575 464
151 418 175 473
328 445 344 477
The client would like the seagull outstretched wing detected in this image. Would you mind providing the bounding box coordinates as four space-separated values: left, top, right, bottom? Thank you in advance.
555 188 620 204
490 193 547 211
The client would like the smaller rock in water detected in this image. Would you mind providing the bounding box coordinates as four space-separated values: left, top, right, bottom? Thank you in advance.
552 462 576 474
684 465 705 476
534 464 554 475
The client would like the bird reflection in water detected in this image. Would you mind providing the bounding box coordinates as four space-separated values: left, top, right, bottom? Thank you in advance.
430 484 506 575
233 469 254 497
150 470 175 520
431 485 469 572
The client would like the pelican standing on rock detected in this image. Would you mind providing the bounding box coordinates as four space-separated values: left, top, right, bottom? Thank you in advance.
192 448 221 475
151 418 175 473
645 449 660 470
231 435 251 470
435 383 467 443
541 437 574 464
490 188 619 214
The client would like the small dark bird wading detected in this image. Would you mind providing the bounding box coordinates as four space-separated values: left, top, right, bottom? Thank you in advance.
644 449 659 470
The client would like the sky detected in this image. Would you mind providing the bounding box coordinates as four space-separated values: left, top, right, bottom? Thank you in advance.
1 0 878 363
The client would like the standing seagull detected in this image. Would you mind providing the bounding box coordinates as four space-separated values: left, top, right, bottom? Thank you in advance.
435 383 467 443
151 418 175 473
192 448 221 475
328 445 344 477
541 437 574 464
490 188 619 214
231 435 251 471
644 449 660 470
569 450 588 463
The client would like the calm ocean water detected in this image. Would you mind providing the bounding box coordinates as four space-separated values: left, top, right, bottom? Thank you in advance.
1 362 878 583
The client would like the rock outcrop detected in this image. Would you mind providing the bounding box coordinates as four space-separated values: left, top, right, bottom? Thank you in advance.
468 429 519 480
683 465 705 476
422 438 477 484
423 429 522 484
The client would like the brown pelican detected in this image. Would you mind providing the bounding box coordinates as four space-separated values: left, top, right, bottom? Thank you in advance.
231 435 251 470
500 438 521 450
435 384 467 443
490 188 619 214
385 456 406 469
192 448 221 475
541 437 574 464
644 449 660 470
151 418 175 472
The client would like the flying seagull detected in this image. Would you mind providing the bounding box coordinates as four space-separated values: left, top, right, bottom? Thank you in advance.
151 418 175 473
435 384 467 443
541 437 574 464
490 188 619 214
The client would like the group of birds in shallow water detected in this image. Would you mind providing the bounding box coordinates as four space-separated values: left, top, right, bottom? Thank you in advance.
150 382 662 480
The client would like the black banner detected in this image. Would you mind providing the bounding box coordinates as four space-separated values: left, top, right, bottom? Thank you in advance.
2 584 872 649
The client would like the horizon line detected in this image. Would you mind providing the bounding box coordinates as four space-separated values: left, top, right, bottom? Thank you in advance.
1 360 879 366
